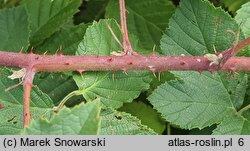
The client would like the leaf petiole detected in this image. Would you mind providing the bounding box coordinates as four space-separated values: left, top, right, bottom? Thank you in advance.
54 90 82 112
238 104 250 115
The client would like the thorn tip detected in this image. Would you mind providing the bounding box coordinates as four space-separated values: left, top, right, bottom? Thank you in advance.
121 69 128 75
150 69 157 78
151 45 156 56
77 69 84 75
29 47 34 54
158 71 161 81
59 45 63 55
198 70 202 76
112 71 115 81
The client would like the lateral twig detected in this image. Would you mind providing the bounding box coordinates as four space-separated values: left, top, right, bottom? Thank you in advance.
219 26 247 68
119 0 134 55
22 67 35 127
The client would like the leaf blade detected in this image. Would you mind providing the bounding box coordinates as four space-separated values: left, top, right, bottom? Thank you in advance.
160 0 241 56
148 72 236 129
212 112 250 134
151 0 247 130
0 69 54 134
24 0 81 46
34 24 88 55
235 1 250 37
0 6 29 52
118 101 166 134
73 71 151 108
23 100 101 135
34 72 81 106
74 19 152 108
100 108 156 135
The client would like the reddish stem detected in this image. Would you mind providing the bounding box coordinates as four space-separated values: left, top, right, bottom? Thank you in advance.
1 0 250 127
22 68 35 127
0 35 250 127
234 36 250 52
119 0 134 55
220 36 250 68
23 81 31 126
0 52 250 72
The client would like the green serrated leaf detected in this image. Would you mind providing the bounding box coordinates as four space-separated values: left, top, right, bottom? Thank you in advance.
189 125 216 135
235 1 250 57
100 108 156 135
212 112 250 134
23 99 101 135
235 2 250 37
246 73 250 97
153 0 248 129
0 0 21 9
147 71 176 96
77 19 146 55
74 0 108 24
34 73 81 105
148 71 237 129
76 19 122 56
0 6 29 52
161 0 242 56
105 0 175 50
118 101 166 134
0 69 54 134
73 71 151 108
24 0 81 46
220 0 250 13
219 72 248 109
74 19 152 108
34 24 88 55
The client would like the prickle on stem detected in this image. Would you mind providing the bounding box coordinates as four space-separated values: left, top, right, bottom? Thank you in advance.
19 47 24 54
158 71 161 81
59 45 63 56
112 71 115 81
29 47 34 54
121 68 128 75
77 69 84 75
198 70 203 76
149 69 157 78
151 45 156 56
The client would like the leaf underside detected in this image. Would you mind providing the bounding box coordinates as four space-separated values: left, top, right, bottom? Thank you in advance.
0 6 29 52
